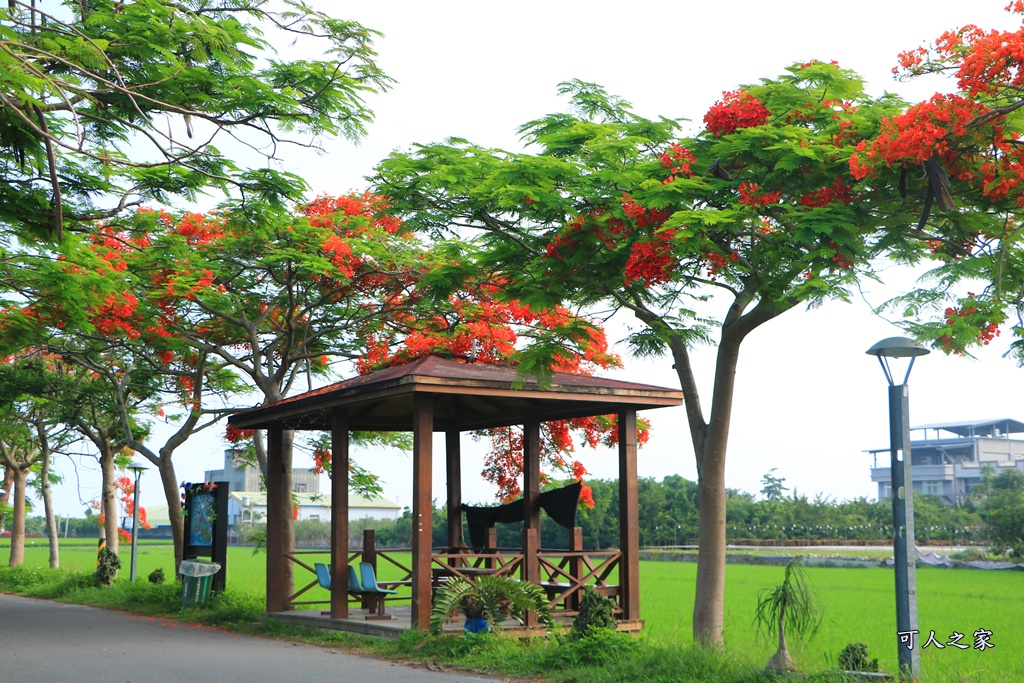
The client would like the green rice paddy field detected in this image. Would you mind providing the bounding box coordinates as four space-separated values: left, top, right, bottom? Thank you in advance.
5 541 1021 681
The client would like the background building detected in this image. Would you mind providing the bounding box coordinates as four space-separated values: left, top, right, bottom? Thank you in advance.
868 418 1024 504
228 491 401 526
204 449 400 526
204 449 319 495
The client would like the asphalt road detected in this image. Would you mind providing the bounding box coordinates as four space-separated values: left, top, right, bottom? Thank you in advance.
0 593 499 683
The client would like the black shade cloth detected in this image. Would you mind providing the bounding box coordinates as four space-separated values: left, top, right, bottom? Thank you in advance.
462 482 582 551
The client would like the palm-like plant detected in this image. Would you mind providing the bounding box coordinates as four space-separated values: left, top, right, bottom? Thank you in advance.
753 557 822 672
429 575 555 636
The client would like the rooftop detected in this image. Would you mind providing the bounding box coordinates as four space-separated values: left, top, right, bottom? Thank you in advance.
229 354 683 432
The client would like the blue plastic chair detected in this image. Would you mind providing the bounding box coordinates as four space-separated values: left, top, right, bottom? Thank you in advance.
347 565 363 593
314 562 331 590
359 562 397 617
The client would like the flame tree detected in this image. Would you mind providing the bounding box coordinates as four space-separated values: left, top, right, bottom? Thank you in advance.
371 65 930 645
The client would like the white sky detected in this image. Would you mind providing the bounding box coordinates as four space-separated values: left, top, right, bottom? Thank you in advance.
43 1 1024 518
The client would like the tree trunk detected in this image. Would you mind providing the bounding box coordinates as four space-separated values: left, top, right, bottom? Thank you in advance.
157 456 185 575
0 466 12 530
100 446 119 558
766 609 796 671
692 452 727 645
279 429 295 602
686 331 745 647
8 467 27 567
41 450 59 569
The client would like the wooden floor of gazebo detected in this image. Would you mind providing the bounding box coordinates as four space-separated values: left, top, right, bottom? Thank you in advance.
269 605 643 639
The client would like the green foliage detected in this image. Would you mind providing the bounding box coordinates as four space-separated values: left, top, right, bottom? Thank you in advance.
192 590 265 628
94 547 121 586
549 629 641 669
760 469 789 501
148 567 165 585
0 0 392 240
570 587 618 639
838 642 879 673
978 470 1024 557
428 576 554 635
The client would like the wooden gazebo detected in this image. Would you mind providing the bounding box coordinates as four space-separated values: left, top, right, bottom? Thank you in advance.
228 354 682 630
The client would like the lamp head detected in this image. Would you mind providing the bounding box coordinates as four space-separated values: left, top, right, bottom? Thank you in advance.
866 337 930 385
127 461 148 476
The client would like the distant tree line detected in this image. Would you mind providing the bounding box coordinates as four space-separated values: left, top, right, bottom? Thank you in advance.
17 470 1022 557
235 470 1024 555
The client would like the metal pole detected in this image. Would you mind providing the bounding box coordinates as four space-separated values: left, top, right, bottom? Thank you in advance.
889 383 920 679
130 469 141 583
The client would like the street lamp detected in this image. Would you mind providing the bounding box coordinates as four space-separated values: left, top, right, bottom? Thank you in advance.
127 462 148 583
867 336 929 680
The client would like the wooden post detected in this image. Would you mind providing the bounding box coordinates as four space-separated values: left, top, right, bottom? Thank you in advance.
618 410 640 622
265 427 287 613
411 393 434 630
330 412 349 619
445 428 463 556
483 527 497 569
569 526 583 611
362 529 377 610
522 419 541 626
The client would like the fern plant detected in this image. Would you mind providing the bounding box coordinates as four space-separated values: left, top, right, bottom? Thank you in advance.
428 575 554 636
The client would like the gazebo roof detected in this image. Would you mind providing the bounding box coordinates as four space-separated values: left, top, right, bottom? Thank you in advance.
229 354 683 432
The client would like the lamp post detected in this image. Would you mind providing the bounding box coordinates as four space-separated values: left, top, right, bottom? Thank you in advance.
127 462 147 583
867 337 929 680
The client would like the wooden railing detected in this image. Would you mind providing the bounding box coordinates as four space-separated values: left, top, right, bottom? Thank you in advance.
285 530 414 611
283 527 624 622
286 548 362 609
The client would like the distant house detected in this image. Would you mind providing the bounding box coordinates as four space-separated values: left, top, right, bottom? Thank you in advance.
136 505 173 539
204 449 319 495
228 491 401 526
868 418 1024 504
203 450 401 525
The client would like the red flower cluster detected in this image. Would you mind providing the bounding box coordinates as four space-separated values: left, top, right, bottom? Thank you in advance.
301 192 402 235
704 90 770 137
944 301 1002 349
799 178 855 207
225 425 255 442
851 94 986 174
91 293 141 339
738 181 781 207
176 213 225 245
933 22 1024 98
659 143 695 184
625 235 676 286
826 241 852 270
312 445 331 475
321 235 357 278
702 249 740 279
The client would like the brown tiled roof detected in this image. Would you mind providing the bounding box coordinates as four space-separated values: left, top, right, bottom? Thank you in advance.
229 354 682 432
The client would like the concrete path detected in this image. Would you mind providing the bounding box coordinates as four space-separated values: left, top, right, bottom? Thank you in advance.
0 594 499 683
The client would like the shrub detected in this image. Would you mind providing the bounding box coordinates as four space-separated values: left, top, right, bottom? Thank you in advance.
94 548 121 586
838 642 879 672
570 587 617 639
148 568 165 584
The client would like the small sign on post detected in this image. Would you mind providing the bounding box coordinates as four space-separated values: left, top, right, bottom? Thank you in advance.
182 481 229 594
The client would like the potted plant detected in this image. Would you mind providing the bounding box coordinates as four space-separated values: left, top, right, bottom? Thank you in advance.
429 575 554 636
